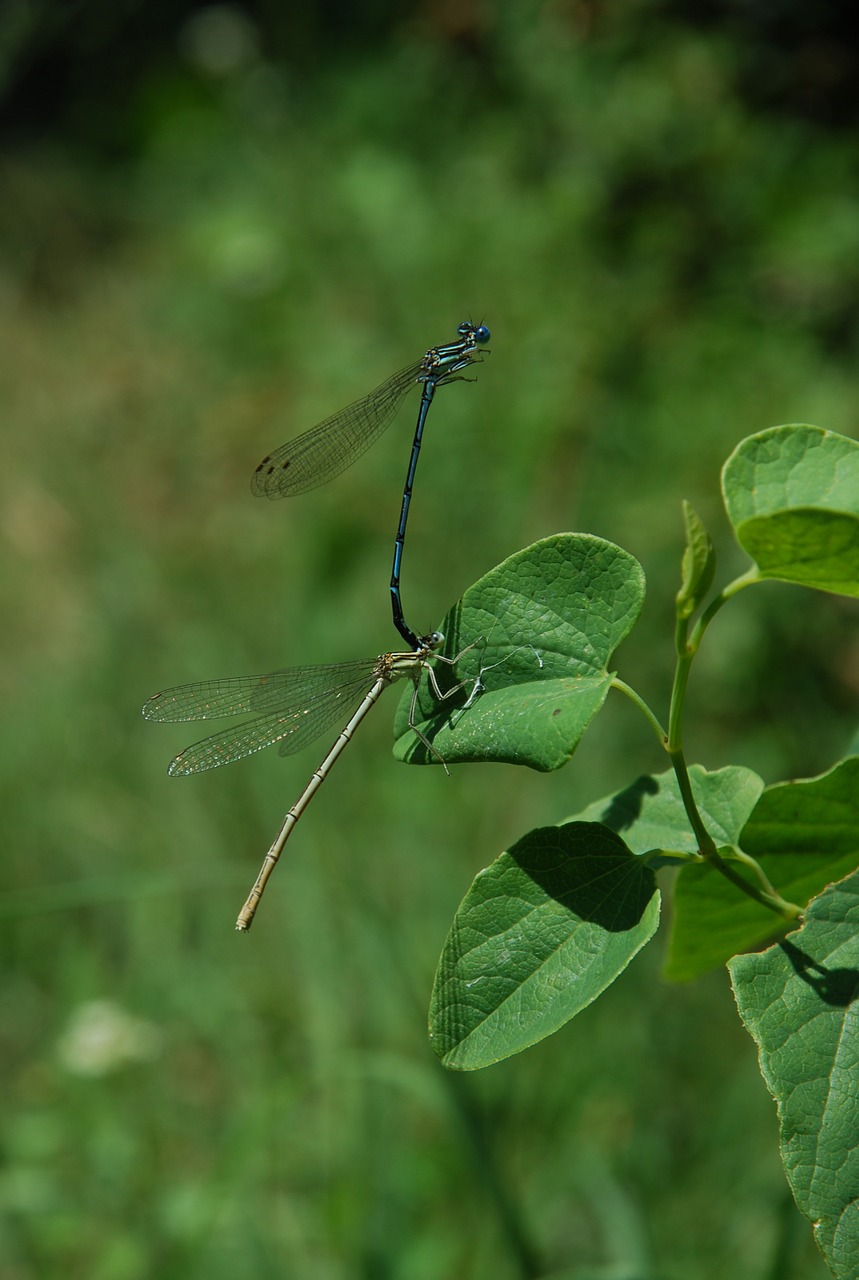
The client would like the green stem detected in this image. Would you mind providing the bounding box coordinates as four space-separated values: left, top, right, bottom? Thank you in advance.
687 566 759 653
731 849 803 919
732 848 781 899
668 746 800 916
667 746 718 855
667 565 800 920
611 678 667 747
707 847 801 918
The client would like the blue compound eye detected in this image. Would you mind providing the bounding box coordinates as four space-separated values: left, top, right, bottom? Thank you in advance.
474 325 490 344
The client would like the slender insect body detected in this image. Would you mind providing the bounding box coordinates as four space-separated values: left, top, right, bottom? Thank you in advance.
147 322 493 925
250 322 490 646
144 633 476 930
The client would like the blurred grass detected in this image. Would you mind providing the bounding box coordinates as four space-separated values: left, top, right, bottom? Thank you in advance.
0 5 854 1277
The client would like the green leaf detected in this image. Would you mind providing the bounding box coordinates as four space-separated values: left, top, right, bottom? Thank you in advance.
669 757 859 981
570 763 763 860
430 823 660 1070
742 755 859 887
668 861 790 984
722 425 859 597
676 500 716 618
569 762 768 981
393 533 646 771
729 871 859 1280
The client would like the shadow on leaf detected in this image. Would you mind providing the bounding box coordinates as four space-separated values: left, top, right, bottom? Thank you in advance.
780 940 859 1008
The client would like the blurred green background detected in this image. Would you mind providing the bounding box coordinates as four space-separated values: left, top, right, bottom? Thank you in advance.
2 3 857 1277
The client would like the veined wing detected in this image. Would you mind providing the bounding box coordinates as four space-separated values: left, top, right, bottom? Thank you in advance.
142 659 377 723
251 359 423 498
163 667 380 776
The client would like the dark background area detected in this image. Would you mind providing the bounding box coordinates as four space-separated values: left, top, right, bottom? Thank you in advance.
6 1 859 153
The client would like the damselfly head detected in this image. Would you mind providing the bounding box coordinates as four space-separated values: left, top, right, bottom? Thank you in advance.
457 321 491 345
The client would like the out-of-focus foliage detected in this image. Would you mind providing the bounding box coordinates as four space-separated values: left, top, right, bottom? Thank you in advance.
0 4 853 1277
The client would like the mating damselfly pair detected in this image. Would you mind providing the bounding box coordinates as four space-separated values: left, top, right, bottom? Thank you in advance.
144 323 491 928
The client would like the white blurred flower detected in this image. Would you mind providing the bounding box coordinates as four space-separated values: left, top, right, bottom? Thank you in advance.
57 1000 162 1077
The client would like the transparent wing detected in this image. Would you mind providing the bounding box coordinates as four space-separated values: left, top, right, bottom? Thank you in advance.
163 668 380 776
251 359 423 498
142 660 376 722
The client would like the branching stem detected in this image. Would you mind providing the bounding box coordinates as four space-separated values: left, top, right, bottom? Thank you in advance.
665 566 801 919
602 566 801 919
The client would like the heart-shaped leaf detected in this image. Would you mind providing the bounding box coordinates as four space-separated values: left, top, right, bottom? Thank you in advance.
393 533 646 771
669 756 859 981
722 425 859 597
569 763 763 860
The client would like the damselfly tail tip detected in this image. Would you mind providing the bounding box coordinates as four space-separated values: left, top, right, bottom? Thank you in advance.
235 900 257 931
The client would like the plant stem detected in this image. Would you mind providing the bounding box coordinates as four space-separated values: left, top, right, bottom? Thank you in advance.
698 838 801 917
731 849 803 919
687 566 759 653
667 565 800 920
611 678 667 746
731 848 782 900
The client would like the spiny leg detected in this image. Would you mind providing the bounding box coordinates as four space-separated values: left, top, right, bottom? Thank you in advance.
404 641 481 772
